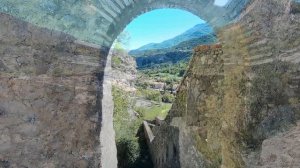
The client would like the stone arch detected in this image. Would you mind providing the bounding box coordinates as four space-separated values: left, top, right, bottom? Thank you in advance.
101 3 239 168
101 2 250 167
0 0 250 47
102 0 251 47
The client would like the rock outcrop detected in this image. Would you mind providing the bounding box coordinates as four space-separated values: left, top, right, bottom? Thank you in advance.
110 48 137 92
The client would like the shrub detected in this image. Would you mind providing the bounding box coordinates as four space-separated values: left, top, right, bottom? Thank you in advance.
116 136 140 168
136 81 149 89
112 56 122 67
143 89 161 102
162 93 175 103
112 86 144 168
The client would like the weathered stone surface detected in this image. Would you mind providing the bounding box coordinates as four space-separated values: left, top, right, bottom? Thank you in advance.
259 121 300 167
148 0 300 167
0 13 104 167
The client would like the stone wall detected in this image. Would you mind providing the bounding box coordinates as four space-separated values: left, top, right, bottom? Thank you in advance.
151 0 300 167
143 45 224 168
146 122 181 168
0 13 105 167
219 0 300 167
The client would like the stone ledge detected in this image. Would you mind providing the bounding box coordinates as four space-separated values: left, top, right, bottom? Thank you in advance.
143 121 155 144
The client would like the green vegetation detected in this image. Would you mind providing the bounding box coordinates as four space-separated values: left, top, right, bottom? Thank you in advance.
136 87 175 103
140 61 188 79
134 60 186 105
135 103 172 120
112 56 122 66
112 84 172 167
112 86 142 168
137 89 161 102
135 61 187 99
161 92 175 103
135 51 190 70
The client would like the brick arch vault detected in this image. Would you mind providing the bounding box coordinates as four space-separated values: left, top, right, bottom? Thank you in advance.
0 0 300 168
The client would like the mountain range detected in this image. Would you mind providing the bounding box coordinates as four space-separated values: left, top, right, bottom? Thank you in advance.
129 23 215 55
129 23 217 69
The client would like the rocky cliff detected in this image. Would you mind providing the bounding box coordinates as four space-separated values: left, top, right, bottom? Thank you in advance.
110 48 137 92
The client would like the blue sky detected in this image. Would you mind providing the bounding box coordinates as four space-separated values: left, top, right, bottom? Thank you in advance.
122 0 229 50
215 0 230 6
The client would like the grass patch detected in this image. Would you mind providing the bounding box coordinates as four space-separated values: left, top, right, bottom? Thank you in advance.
135 103 172 120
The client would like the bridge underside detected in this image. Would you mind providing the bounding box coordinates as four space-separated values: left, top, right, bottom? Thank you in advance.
0 0 250 47
0 0 300 168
